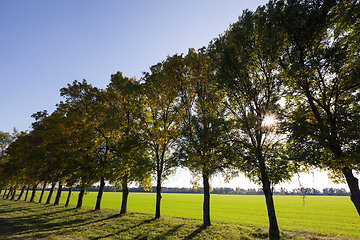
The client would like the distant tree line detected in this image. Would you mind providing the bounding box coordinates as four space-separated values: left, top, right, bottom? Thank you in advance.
4 184 349 197
84 186 350 196
1 0 359 238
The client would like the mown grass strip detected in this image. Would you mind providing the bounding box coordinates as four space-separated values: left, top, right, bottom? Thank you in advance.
21 190 359 239
0 198 352 240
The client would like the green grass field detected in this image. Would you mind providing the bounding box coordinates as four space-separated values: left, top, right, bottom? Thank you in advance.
12 190 360 239
1 199 338 240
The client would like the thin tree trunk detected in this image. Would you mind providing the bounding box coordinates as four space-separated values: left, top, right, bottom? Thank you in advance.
39 181 47 204
45 183 55 204
65 186 72 207
95 177 105 210
30 183 38 202
342 167 360 215
76 189 85 208
6 187 12 199
11 187 17 200
17 186 26 200
24 186 30 201
120 174 129 214
2 189 7 198
54 182 63 205
261 175 280 239
203 173 211 227
300 75 360 217
155 169 162 219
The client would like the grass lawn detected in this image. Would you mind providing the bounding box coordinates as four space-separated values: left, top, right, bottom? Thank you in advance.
10 189 360 239
0 198 354 240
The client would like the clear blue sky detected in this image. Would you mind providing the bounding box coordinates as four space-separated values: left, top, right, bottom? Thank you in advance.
1 0 267 134
0 1 350 190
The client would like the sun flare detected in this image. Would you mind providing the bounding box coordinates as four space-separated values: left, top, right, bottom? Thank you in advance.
262 115 276 127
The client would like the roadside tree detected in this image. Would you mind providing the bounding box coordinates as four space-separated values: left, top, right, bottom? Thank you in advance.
271 0 360 214
178 49 236 226
211 8 295 238
142 55 185 219
105 72 152 214
59 80 112 210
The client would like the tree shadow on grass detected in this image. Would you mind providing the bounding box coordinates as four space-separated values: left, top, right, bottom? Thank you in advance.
90 218 185 240
1 201 212 240
89 217 156 240
153 224 185 240
56 211 127 230
184 225 207 239
0 201 14 207
1 207 120 239
0 204 95 239
0 206 29 214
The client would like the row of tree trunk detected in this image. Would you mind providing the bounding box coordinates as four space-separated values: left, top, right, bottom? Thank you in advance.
1 181 73 207
1 181 97 210
2 179 281 239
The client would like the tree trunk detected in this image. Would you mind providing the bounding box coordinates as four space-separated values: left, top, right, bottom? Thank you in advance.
54 182 63 205
120 175 129 214
6 187 12 199
95 177 105 210
342 167 360 215
30 183 38 202
76 189 85 208
155 170 162 219
11 188 17 200
17 186 26 200
261 175 280 239
65 186 72 207
45 183 55 204
24 186 30 201
2 189 6 198
39 181 47 203
203 173 211 227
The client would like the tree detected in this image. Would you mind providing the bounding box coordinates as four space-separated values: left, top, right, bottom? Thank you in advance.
211 7 295 238
65 185 73 207
5 130 42 201
38 181 47 203
178 49 236 226
31 110 68 205
105 72 152 214
17 185 26 200
0 131 12 158
0 131 13 193
142 55 185 219
59 80 113 210
271 0 360 214
56 101 98 208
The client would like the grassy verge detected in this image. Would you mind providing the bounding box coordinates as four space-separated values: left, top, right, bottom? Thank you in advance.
17 190 360 238
0 198 354 240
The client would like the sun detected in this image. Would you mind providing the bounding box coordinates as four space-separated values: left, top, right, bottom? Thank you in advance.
262 115 276 127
